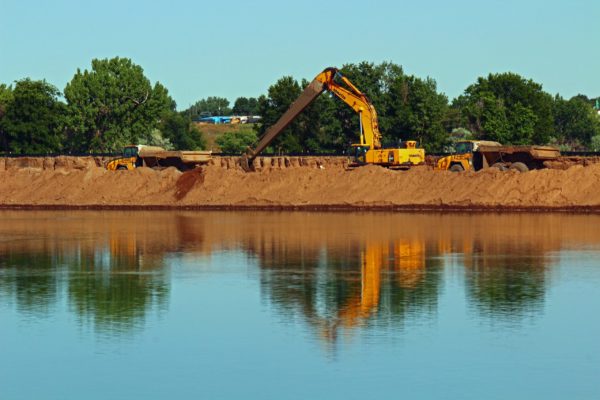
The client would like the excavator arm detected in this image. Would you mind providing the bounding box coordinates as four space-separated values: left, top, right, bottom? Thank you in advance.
240 67 382 171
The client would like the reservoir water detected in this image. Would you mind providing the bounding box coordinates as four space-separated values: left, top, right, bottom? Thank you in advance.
1 211 599 399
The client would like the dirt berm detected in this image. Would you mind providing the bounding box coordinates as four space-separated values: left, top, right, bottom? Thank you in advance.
1 155 600 211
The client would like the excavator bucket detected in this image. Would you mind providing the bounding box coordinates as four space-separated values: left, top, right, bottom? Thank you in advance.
240 154 254 172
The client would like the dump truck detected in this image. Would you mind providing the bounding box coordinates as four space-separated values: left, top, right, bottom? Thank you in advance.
106 145 212 171
435 140 561 172
240 67 425 171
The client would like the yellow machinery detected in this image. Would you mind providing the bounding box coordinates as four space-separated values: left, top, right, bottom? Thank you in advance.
106 145 147 170
240 67 425 171
106 145 212 171
435 140 499 172
436 140 560 172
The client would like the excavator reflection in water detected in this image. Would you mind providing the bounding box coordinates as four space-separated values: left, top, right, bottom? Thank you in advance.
318 240 428 344
256 236 438 348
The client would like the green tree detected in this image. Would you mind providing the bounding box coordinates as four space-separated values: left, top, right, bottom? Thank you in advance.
160 112 206 150
0 83 14 152
381 65 449 151
255 76 334 153
591 134 600 151
553 95 600 149
332 62 388 149
335 62 449 151
455 72 554 144
2 79 65 154
255 77 304 153
186 96 231 119
64 57 175 152
216 129 258 153
254 62 450 154
232 97 259 115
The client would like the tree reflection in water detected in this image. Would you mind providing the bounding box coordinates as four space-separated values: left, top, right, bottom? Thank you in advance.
463 238 548 321
2 211 597 342
0 218 170 336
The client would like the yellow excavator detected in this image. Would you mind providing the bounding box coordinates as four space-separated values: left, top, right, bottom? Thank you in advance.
240 67 425 171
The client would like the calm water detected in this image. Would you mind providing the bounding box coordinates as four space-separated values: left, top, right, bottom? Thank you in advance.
0 211 599 399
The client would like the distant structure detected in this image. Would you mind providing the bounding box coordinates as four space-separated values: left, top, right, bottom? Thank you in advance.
194 115 262 125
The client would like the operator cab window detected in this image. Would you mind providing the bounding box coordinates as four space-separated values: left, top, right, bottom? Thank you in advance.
354 146 368 163
454 142 473 154
123 147 138 157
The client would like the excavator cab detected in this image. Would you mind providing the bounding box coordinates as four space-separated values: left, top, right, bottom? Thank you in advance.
352 145 369 164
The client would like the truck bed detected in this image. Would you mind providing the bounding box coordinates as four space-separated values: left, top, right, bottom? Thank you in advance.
477 145 560 160
472 145 561 170
138 149 212 164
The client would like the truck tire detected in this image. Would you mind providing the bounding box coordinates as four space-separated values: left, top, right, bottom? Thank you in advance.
509 162 529 173
117 165 128 170
491 162 508 171
449 164 464 172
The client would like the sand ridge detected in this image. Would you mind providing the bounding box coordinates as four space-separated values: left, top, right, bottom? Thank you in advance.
1 156 600 210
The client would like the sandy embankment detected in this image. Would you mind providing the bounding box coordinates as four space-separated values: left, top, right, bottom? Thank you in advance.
1 155 600 211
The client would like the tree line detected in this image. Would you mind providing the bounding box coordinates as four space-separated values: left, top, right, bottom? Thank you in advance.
1 57 598 155
244 62 600 153
0 58 205 154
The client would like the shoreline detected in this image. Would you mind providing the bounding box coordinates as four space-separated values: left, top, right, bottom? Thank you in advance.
3 156 600 213
2 203 600 213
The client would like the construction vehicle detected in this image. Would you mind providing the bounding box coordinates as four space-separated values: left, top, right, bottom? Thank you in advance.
240 67 425 171
436 140 561 172
106 145 212 171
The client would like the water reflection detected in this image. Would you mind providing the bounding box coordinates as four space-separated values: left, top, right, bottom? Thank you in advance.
464 238 549 320
1 211 599 339
257 239 442 345
0 213 171 334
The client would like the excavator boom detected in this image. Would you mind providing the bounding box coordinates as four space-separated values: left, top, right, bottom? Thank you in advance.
240 78 327 171
240 67 423 171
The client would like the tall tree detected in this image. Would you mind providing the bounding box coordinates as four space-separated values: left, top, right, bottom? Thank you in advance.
381 64 449 151
186 97 231 119
254 62 450 153
2 79 65 154
160 112 206 150
64 57 174 152
0 83 14 152
334 62 449 151
232 97 259 115
255 76 333 153
215 129 258 153
454 72 554 144
554 95 600 149
255 77 303 153
333 62 388 148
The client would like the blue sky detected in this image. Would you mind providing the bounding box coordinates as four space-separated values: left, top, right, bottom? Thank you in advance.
1 0 598 110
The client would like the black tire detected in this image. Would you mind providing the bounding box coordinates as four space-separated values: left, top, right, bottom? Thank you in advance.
491 162 508 171
117 165 128 170
449 164 465 172
509 162 529 173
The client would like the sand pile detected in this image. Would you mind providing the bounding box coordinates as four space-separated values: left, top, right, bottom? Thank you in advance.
1 156 600 210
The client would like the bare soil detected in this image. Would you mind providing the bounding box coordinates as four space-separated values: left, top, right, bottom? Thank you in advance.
1 155 600 211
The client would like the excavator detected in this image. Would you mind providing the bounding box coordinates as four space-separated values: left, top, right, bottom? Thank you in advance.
240 67 425 171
